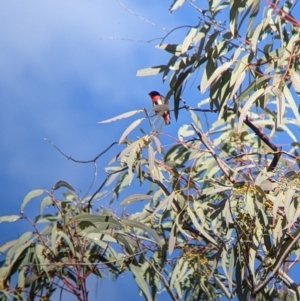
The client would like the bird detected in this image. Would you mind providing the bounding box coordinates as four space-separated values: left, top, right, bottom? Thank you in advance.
148 91 171 125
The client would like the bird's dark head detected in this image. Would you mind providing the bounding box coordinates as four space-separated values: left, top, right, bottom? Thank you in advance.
148 91 160 97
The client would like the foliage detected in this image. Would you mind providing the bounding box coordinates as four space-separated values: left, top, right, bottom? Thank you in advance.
2 0 300 300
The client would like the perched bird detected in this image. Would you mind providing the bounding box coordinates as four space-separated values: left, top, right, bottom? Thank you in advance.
148 91 171 125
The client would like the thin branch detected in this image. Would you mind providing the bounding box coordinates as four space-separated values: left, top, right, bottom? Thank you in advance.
161 25 194 45
117 0 169 32
243 117 278 152
243 116 282 172
45 139 119 199
178 105 219 112
99 36 162 43
44 139 117 164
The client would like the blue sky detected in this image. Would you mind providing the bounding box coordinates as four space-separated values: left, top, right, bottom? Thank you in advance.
0 0 195 212
0 1 199 300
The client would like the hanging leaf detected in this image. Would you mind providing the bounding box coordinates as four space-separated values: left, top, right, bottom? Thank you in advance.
170 0 185 12
120 194 152 205
0 215 21 223
20 189 44 214
130 264 153 301
99 110 144 124
52 180 75 192
136 66 166 77
119 118 144 144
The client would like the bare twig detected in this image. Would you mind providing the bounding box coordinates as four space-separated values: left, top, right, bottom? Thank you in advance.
44 139 117 164
117 0 169 32
45 139 118 199
99 36 162 43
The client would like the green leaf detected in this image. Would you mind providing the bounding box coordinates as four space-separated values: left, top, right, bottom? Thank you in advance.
283 85 300 126
215 276 232 299
119 118 144 144
178 124 194 141
290 68 300 94
187 207 218 246
122 219 162 247
57 231 75 255
130 264 153 301
73 214 123 228
6 232 33 265
156 43 185 55
120 194 152 205
136 66 166 77
39 196 53 214
201 61 233 93
151 135 162 153
238 88 264 132
169 0 185 12
249 20 264 51
0 215 21 223
168 222 177 255
273 87 285 127
99 110 144 124
52 180 75 192
181 27 198 54
20 189 44 214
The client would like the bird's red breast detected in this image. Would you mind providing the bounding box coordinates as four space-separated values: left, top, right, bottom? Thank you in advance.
148 91 171 125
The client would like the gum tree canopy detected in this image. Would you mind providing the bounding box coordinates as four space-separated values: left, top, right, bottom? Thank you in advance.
2 1 300 300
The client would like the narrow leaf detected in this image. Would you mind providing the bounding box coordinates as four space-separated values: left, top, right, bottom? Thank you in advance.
230 71 245 99
130 264 153 301
52 180 75 192
201 61 233 93
215 276 232 299
148 144 155 177
120 194 152 206
122 219 161 247
151 135 162 153
20 189 44 214
99 110 144 124
238 88 264 132
168 223 177 255
136 66 166 77
119 118 144 144
290 68 300 94
39 196 53 214
187 207 218 246
181 27 197 54
283 85 300 126
170 0 185 12
57 231 75 255
0 215 21 223
270 87 284 127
